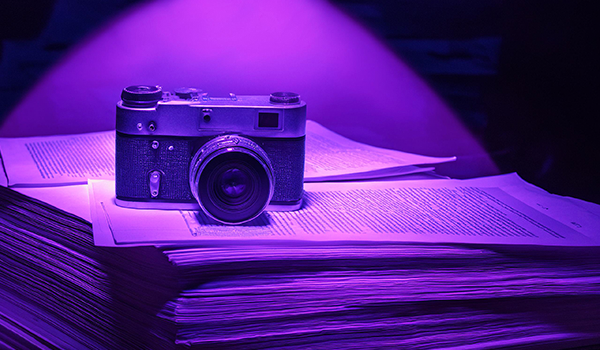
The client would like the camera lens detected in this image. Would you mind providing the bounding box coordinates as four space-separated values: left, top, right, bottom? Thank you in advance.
189 135 274 224
121 85 163 107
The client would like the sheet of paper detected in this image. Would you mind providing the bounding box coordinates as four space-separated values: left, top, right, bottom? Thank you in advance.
0 121 453 187
304 121 455 181
0 131 115 186
14 185 92 222
89 174 599 247
0 155 7 187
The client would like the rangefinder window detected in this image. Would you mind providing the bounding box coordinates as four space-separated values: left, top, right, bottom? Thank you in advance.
258 112 279 128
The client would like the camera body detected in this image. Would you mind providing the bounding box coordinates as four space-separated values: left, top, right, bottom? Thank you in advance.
115 85 306 224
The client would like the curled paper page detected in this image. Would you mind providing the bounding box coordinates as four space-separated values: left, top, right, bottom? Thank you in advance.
303 121 454 181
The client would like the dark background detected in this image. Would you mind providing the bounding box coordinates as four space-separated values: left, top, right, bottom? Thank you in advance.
1 0 598 203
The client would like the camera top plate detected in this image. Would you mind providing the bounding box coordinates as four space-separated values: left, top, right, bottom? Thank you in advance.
117 88 306 138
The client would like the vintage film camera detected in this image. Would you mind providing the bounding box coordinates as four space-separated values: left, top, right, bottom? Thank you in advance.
115 85 306 224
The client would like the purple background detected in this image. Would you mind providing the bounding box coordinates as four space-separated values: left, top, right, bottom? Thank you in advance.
1 0 598 202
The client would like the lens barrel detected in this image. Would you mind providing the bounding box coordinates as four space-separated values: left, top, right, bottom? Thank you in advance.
189 135 274 224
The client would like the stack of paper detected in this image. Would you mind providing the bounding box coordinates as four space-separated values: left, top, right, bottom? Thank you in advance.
2 122 600 348
2 185 600 349
0 186 177 349
159 244 600 349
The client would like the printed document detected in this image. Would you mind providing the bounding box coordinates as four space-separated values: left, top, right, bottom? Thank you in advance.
89 174 600 247
0 121 453 186
303 121 454 181
0 131 115 186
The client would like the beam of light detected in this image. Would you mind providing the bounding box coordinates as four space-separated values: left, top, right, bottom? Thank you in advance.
0 0 498 177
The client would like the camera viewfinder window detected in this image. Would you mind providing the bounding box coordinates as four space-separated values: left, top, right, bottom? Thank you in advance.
258 112 279 128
